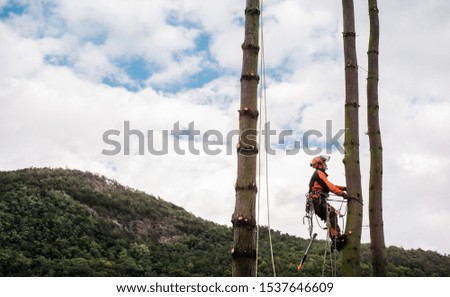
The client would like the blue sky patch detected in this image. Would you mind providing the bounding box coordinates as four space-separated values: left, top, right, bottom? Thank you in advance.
0 1 26 19
165 9 201 30
265 57 297 82
195 33 210 52
44 54 70 67
185 66 222 90
311 50 340 62
102 76 139 93
113 32 222 93
82 31 108 46
183 33 223 89
102 57 159 92
233 15 244 27
119 57 154 82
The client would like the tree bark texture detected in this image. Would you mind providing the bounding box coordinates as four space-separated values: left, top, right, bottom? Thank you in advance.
341 0 363 277
367 0 387 277
232 0 260 277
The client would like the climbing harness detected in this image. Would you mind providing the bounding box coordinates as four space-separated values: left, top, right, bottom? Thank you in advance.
301 192 348 276
302 193 316 238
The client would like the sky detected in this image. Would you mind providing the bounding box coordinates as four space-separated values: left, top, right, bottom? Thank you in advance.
1 0 449 255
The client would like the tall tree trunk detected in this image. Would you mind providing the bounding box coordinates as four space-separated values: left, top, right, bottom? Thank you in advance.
341 0 363 277
367 0 387 277
232 0 260 277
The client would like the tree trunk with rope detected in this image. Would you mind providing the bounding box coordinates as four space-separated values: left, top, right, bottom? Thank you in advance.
367 0 387 276
341 0 363 276
232 0 260 277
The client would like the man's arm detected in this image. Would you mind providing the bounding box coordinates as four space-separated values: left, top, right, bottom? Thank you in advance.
317 171 346 196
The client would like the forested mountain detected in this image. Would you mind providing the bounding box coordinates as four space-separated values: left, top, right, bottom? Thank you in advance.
0 168 448 276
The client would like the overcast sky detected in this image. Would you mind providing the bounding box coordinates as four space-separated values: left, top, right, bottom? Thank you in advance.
1 0 449 255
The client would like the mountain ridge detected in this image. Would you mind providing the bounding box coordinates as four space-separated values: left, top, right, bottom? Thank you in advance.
0 167 448 276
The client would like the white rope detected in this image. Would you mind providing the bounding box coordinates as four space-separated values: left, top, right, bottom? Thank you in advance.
256 0 276 277
321 201 340 277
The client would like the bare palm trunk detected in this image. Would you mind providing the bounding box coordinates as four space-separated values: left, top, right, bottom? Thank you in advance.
367 0 387 277
232 0 260 277
341 0 363 276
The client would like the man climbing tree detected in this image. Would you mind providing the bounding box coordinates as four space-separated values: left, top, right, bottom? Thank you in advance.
308 156 348 251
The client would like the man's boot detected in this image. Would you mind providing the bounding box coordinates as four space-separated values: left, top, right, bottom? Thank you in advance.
331 234 347 252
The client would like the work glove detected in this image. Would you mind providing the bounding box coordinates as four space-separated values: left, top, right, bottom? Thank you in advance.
341 192 349 199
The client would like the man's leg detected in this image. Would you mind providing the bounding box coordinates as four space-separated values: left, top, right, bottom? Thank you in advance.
327 204 340 237
313 198 327 222
327 204 346 251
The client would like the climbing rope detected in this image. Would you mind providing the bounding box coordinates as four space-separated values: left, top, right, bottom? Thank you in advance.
303 194 349 277
322 202 333 276
256 0 276 277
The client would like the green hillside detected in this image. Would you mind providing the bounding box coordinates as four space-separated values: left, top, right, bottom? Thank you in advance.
0 168 448 276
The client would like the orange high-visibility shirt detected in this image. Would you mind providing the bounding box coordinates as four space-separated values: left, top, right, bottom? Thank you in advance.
309 170 345 196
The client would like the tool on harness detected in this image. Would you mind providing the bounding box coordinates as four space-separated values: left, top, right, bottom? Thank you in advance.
303 192 330 236
297 233 317 271
304 192 313 213
304 191 349 253
303 193 314 237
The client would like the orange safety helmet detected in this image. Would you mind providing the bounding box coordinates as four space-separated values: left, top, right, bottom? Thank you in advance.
310 155 330 170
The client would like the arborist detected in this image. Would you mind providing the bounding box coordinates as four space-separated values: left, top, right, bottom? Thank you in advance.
307 155 348 251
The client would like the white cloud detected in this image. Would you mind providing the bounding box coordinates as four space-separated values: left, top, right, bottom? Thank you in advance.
262 0 341 68
2 0 203 86
0 23 43 77
74 43 124 82
209 26 242 71
146 55 204 88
